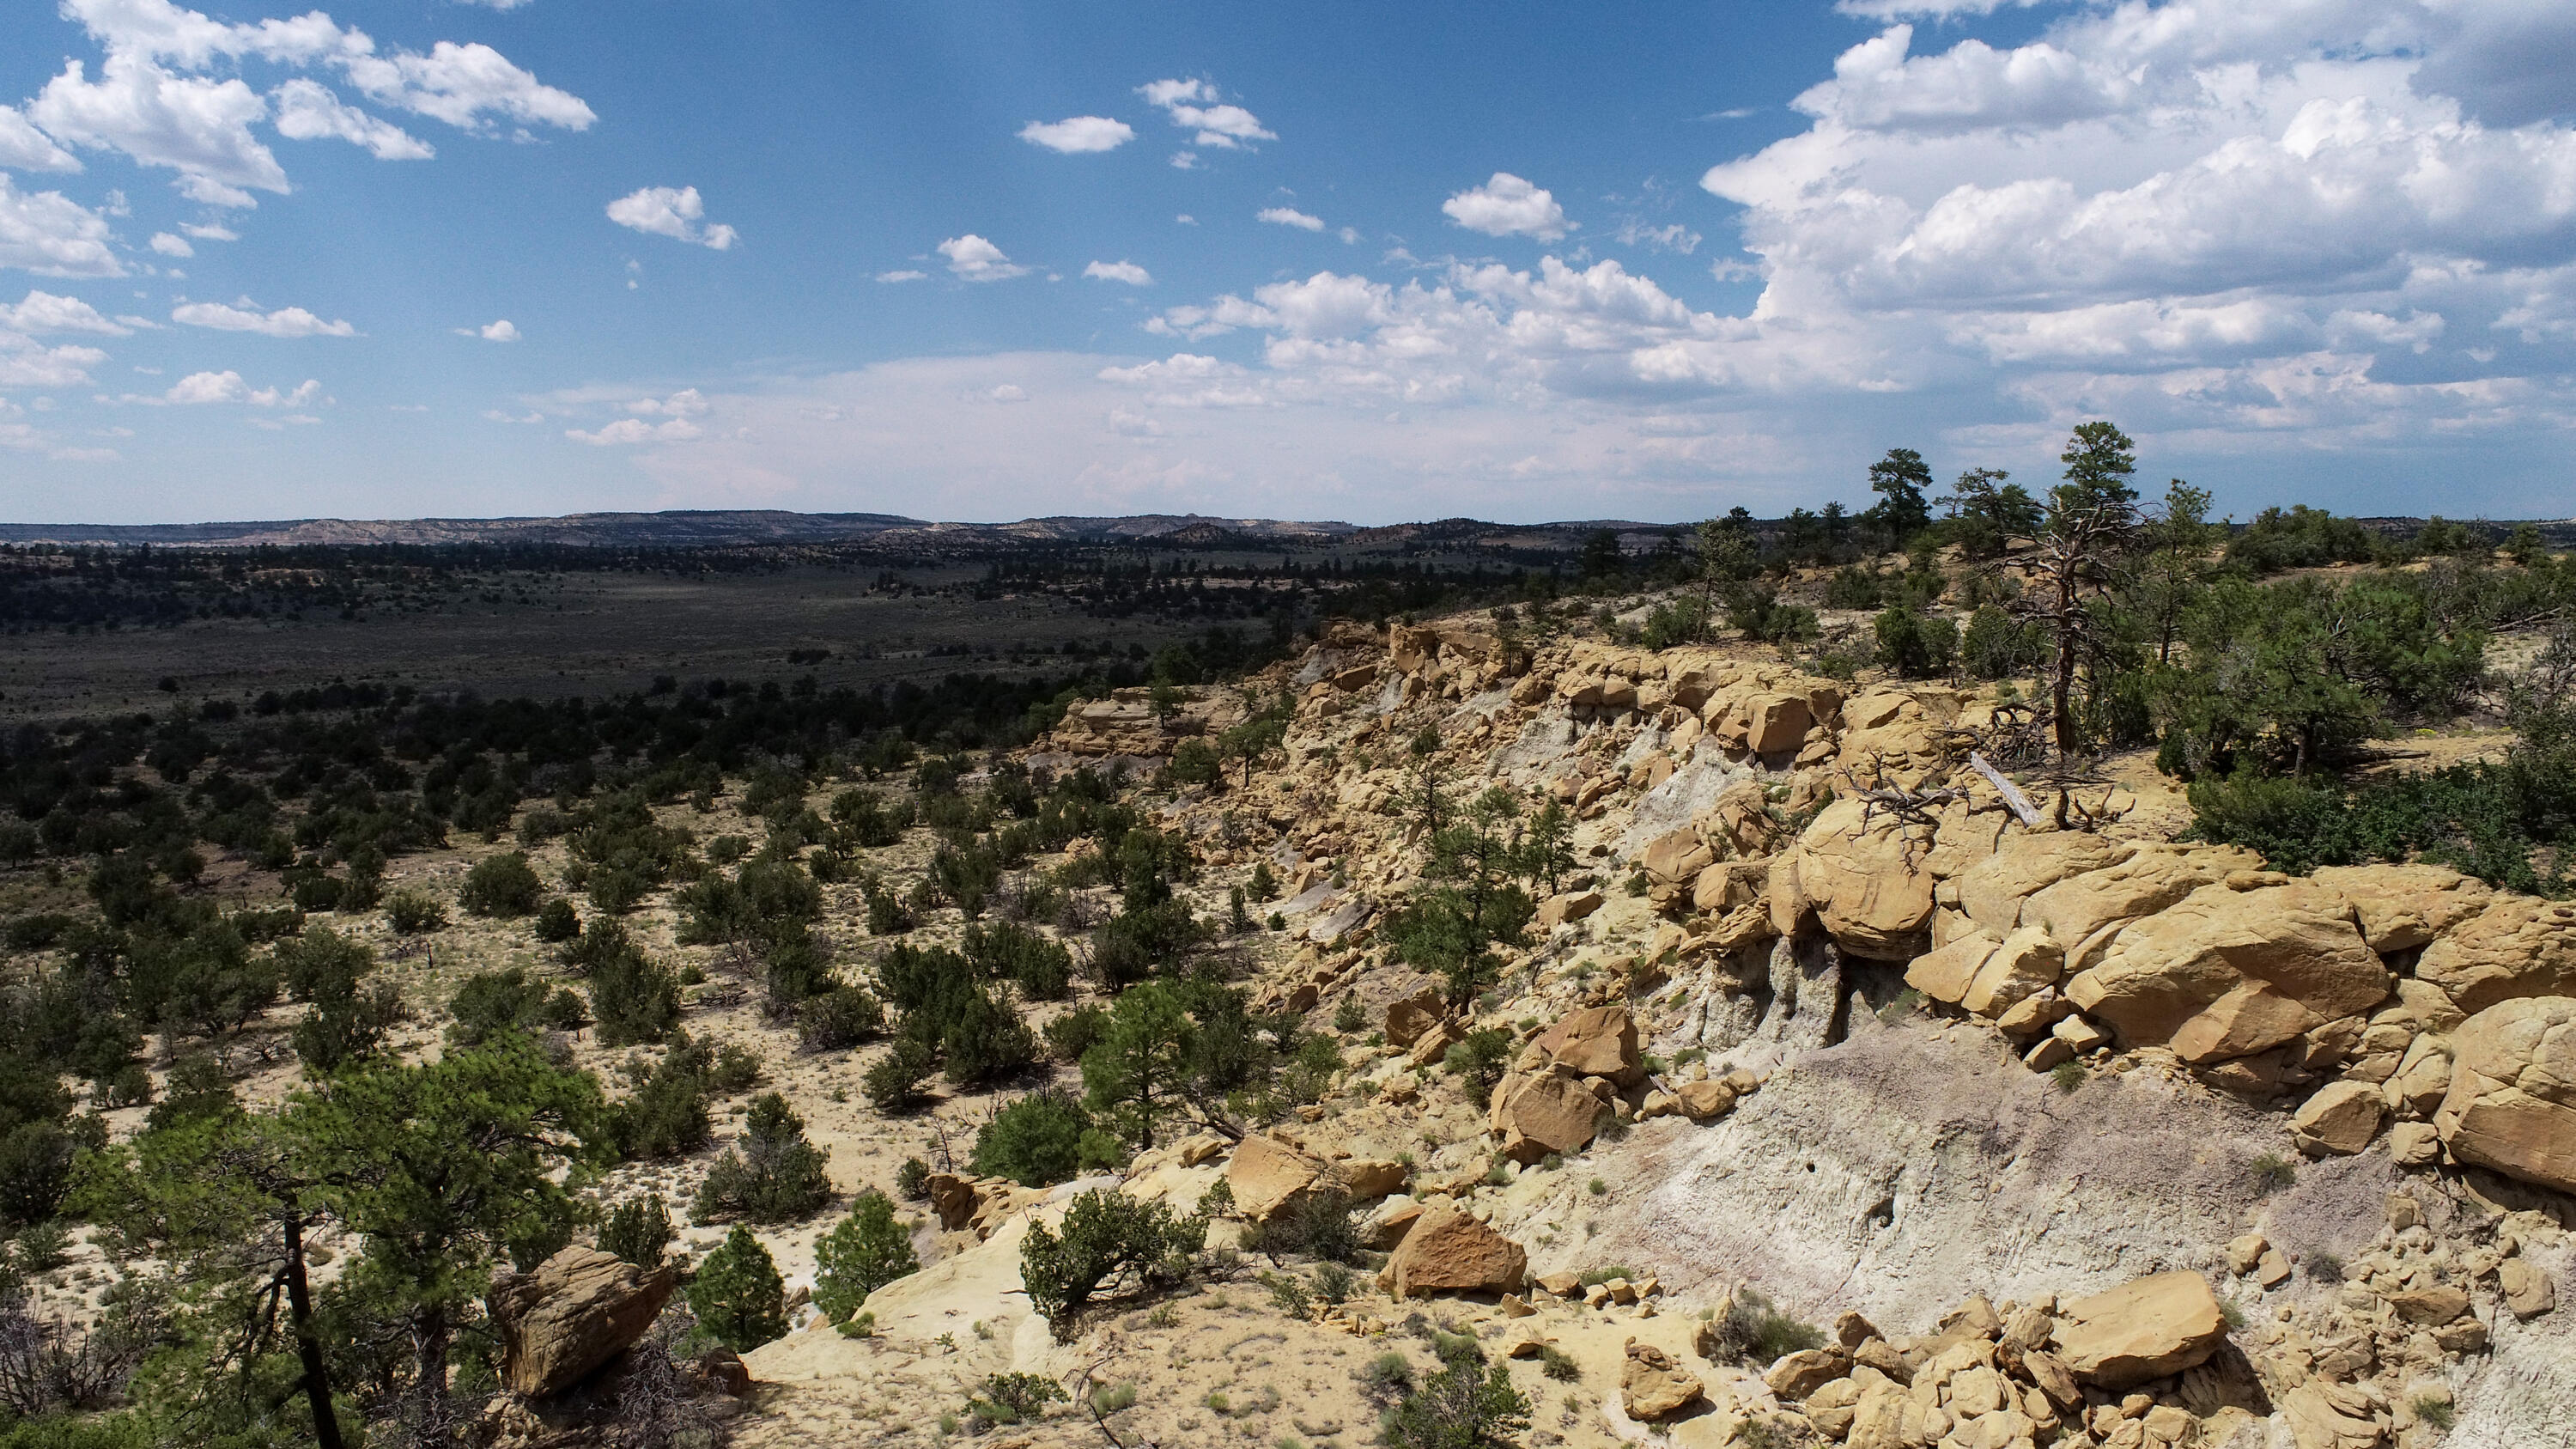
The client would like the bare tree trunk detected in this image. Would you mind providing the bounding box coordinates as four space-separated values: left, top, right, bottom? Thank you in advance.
282 1215 347 1449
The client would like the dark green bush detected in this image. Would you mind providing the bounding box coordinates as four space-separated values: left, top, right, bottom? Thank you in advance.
963 921 1073 1001
970 1090 1095 1188
384 891 447 935
1381 1361 1529 1449
1873 606 1957 679
532 897 580 942
694 1093 834 1224
811 1190 919 1323
1019 1188 1204 1337
686 1225 787 1352
459 852 544 917
599 1193 675 1269
1046 1003 1112 1063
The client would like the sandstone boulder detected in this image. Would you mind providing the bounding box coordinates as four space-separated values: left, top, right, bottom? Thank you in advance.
1763 1346 1852 1400
1226 1133 1334 1221
2067 883 2388 1062
1622 1339 1707 1421
1489 1070 1607 1162
1383 989 1447 1049
1959 925 2067 1019
1362 1196 1425 1251
1379 1206 1526 1298
2433 995 2576 1192
488 1247 676 1400
1952 831 2127 935
1692 855 1771 914
1640 828 1716 887
925 1172 981 1232
2498 1258 2555 1319
2306 863 2493 953
1334 1158 1409 1200
2022 847 2216 946
2414 898 2576 1015
1407 1018 1465 1069
1745 693 1814 754
2050 1272 2227 1390
1789 797 1936 960
2293 1081 2387 1156
1536 889 1606 929
1905 930 2000 1006
1674 1079 1738 1119
2282 1380 2385 1449
1526 1005 1643 1084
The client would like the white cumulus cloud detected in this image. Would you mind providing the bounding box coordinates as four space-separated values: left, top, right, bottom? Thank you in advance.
1257 207 1324 232
161 370 321 406
1138 77 1275 149
874 270 927 283
939 234 1030 282
456 319 518 341
26 0 587 209
0 290 131 334
271 78 433 160
606 186 738 249
1443 173 1573 241
173 299 357 338
149 232 193 257
1084 260 1153 285
0 178 123 277
0 107 80 172
1018 116 1133 153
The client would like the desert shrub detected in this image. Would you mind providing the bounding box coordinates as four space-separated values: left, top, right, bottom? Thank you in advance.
970 1091 1094 1188
1250 1190 1358 1265
1382 1361 1529 1449
860 875 914 935
590 947 682 1049
1708 1288 1825 1364
291 976 404 1075
929 840 1005 917
831 789 904 849
966 1373 1066 1428
447 967 585 1046
532 897 580 942
963 921 1073 1001
1824 566 1883 610
1045 1003 1112 1063
0 1117 101 1229
934 988 1037 1087
598 1193 675 1269
862 1038 935 1111
706 1044 762 1094
895 1158 931 1201
1873 606 1957 678
143 1056 234 1132
1165 740 1222 788
1442 1028 1511 1093
1 915 73 951
1960 605 2043 681
1090 898 1201 989
459 852 544 917
606 1042 716 1160
1358 1350 1414 1405
686 1225 787 1352
1019 1188 1204 1337
384 891 447 935
798 986 884 1053
811 1190 919 1323
693 1093 834 1223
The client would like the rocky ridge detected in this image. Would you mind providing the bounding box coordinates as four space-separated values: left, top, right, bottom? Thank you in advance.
693 610 2573 1449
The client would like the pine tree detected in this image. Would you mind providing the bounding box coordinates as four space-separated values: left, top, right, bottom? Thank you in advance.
811 1190 919 1323
688 1225 787 1351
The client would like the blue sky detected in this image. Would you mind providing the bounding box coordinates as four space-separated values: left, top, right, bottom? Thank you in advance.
2 1 2573 526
